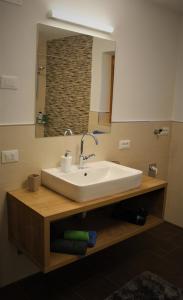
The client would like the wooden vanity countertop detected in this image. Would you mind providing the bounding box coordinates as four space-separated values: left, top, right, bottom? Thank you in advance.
7 175 167 221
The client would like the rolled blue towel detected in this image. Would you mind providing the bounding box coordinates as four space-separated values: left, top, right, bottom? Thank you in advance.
88 231 97 247
51 239 88 255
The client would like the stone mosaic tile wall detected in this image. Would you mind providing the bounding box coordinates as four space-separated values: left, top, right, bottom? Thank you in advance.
44 35 93 136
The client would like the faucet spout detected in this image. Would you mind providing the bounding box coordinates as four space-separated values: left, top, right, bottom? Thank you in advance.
80 133 99 156
64 128 73 136
79 133 99 169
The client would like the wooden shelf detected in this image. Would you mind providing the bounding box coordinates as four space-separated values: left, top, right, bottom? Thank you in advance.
7 175 167 273
48 215 162 272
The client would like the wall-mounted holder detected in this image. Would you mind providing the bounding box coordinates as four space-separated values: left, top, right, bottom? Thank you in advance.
36 112 48 125
148 163 158 177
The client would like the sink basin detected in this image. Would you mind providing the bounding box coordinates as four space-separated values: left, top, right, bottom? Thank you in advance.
41 161 143 202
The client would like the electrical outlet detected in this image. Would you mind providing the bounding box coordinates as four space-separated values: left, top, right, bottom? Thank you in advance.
118 140 131 150
1 149 19 163
159 127 169 136
154 127 169 136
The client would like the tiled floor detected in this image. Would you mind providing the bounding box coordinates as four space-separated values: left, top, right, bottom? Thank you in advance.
1 222 183 299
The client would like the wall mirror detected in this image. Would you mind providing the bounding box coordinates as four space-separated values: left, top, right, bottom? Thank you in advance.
35 23 115 137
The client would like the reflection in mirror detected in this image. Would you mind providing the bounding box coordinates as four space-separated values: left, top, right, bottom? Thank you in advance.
35 24 115 137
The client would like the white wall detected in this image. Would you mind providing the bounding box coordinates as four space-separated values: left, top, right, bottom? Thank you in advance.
112 1 180 122
0 0 180 125
172 17 183 121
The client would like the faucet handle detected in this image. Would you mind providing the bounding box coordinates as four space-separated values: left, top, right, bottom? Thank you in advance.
83 153 96 161
79 154 95 169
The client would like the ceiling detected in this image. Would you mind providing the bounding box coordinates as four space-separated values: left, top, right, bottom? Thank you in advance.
152 0 183 14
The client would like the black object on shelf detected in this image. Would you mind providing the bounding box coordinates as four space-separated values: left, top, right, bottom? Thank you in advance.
113 207 148 226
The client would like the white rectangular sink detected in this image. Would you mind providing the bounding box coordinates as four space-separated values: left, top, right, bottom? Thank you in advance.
41 161 143 202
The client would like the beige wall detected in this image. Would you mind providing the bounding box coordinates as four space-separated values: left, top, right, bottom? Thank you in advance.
0 121 171 286
165 123 183 227
165 17 183 228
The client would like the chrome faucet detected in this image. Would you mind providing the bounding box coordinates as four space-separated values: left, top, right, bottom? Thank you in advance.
79 133 99 169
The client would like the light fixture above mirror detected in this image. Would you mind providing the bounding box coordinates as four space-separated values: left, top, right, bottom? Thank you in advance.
48 9 114 34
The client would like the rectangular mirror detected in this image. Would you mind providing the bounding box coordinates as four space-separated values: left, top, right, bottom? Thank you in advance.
35 24 115 137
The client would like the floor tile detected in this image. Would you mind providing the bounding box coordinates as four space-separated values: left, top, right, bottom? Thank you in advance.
147 222 183 238
74 275 117 300
18 271 70 300
145 232 180 254
2 222 183 299
165 247 183 268
55 257 102 287
167 273 183 289
0 284 30 300
106 248 179 287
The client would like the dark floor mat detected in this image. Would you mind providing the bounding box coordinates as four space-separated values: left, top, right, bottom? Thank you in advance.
105 271 183 300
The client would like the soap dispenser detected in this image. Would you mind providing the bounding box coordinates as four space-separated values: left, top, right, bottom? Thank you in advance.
60 150 72 173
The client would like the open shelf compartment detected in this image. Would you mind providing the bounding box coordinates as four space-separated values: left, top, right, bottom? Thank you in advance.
48 215 162 272
47 189 165 272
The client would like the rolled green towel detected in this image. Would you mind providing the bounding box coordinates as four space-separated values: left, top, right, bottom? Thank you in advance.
64 230 89 241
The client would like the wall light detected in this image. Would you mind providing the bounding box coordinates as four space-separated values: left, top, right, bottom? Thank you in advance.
48 9 114 34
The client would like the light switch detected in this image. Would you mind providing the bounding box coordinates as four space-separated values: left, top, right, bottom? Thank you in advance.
0 75 19 90
1 149 19 163
118 140 131 150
